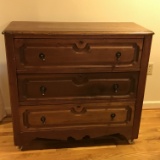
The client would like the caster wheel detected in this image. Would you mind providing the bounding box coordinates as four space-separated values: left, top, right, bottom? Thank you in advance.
128 139 134 144
18 146 24 150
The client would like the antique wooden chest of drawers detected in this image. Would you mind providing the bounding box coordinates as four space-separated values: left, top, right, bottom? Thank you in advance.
3 22 153 148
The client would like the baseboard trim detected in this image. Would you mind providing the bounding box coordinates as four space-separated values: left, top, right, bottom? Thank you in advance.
143 101 160 109
5 107 11 116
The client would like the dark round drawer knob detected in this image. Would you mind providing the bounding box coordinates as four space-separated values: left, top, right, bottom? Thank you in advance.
113 84 119 93
116 52 121 60
39 53 45 61
40 116 46 124
110 113 116 119
40 86 47 96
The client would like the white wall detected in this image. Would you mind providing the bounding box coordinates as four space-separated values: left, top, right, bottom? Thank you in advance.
0 0 160 113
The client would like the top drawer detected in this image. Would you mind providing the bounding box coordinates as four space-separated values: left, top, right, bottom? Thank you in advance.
14 38 143 72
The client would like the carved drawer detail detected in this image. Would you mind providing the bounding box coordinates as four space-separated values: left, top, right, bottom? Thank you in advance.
14 38 143 71
18 72 138 104
21 103 134 130
3 22 153 147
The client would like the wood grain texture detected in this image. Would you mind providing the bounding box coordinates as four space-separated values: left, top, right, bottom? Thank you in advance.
0 109 160 160
3 21 153 35
3 22 154 148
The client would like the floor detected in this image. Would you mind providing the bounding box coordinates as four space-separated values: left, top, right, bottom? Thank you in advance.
0 109 160 160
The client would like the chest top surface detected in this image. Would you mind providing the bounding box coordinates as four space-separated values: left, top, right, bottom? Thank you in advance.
3 21 153 35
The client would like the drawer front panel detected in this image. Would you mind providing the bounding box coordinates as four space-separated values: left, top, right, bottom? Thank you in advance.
14 38 143 71
18 73 138 103
21 103 134 130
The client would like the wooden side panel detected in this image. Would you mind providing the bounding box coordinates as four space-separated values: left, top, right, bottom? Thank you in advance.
4 34 20 145
132 35 153 139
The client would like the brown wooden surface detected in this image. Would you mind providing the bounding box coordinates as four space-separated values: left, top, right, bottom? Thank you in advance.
4 34 21 145
3 22 153 147
18 72 137 104
20 103 133 130
0 109 160 160
14 38 142 73
3 21 154 35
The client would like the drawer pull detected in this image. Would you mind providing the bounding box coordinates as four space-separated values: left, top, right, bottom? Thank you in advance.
72 74 88 85
71 106 87 114
116 52 121 61
113 84 119 93
72 42 90 53
39 53 46 61
110 113 116 120
40 86 47 95
40 116 46 124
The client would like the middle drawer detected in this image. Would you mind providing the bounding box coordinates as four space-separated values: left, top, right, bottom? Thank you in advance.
18 72 138 105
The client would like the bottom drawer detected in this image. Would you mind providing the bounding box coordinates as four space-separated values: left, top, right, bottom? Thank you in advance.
20 102 134 130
